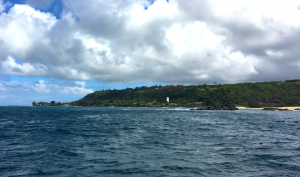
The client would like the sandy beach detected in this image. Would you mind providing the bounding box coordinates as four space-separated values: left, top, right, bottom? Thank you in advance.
237 107 263 109
237 106 300 110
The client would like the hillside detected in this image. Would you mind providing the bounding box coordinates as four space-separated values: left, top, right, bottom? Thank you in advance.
67 79 300 107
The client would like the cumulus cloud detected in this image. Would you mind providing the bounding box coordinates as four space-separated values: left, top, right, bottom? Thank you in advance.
2 56 49 77
0 0 300 86
0 79 93 95
0 0 4 13
75 81 86 86
34 80 93 95
0 79 93 105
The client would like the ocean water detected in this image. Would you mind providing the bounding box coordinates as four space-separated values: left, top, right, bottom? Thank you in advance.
1 107 300 177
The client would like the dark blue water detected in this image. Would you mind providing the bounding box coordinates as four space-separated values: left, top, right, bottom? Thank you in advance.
1 107 300 176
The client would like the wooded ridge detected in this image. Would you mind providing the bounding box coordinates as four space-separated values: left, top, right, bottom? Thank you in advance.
33 79 300 108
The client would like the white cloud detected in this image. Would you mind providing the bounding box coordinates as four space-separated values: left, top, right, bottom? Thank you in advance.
2 56 48 77
0 79 93 95
210 0 300 27
0 4 56 59
75 81 86 86
0 82 6 91
34 80 51 94
1 0 300 86
0 0 5 13
59 86 92 95
129 0 179 26
165 22 223 57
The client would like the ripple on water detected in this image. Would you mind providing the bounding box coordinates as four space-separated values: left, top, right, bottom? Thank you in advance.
1 107 300 176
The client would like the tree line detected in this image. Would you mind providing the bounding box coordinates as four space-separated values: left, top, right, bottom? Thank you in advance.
32 101 69 107
33 79 300 108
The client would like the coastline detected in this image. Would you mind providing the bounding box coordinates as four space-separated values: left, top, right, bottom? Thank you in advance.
237 107 263 110
237 106 300 110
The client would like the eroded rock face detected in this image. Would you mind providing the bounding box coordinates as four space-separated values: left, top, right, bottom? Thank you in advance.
190 105 238 110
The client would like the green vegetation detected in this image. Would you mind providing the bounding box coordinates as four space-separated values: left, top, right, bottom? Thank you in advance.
32 101 70 107
33 79 300 108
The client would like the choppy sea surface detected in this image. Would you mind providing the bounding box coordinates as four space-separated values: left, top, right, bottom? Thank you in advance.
1 107 300 177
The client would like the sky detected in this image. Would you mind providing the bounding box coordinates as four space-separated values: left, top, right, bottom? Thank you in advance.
0 0 300 105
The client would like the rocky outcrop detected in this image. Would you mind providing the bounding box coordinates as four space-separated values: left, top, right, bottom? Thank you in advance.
263 107 278 111
262 107 295 111
190 105 238 110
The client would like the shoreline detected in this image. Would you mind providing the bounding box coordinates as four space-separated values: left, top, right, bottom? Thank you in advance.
236 107 264 109
237 107 263 110
237 106 300 110
4 105 300 110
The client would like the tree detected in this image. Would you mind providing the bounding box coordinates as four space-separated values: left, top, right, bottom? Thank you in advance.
248 100 261 108
50 101 56 106
32 101 38 106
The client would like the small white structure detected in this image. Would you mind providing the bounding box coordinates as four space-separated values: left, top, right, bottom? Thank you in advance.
166 97 169 103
